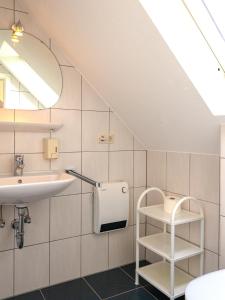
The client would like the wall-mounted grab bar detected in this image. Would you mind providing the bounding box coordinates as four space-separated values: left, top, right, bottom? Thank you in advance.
66 169 101 188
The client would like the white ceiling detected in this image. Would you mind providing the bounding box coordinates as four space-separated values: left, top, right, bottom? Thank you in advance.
21 0 225 154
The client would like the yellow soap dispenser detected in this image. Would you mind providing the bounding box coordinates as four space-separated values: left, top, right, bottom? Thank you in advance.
43 138 59 159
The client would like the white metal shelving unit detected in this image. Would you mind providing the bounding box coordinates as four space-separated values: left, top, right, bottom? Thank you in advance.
135 187 204 300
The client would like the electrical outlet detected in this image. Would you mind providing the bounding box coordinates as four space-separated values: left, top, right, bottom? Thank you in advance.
98 134 114 144
108 135 114 144
98 135 108 144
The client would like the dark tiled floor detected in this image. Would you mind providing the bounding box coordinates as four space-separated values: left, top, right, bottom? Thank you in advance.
42 279 99 300
8 261 185 300
121 260 150 286
85 268 136 298
7 291 44 300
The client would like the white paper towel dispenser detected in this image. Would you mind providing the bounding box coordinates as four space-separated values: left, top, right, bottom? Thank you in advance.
94 182 129 234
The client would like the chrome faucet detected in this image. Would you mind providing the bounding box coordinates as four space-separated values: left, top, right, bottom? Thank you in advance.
14 155 24 176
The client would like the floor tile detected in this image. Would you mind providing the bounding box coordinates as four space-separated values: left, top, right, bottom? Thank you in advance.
85 268 136 298
121 260 149 286
7 290 44 300
42 278 99 300
145 285 185 300
107 287 155 299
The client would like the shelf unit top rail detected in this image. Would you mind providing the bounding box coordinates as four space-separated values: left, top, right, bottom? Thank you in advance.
136 187 165 210
136 188 204 226
170 196 204 225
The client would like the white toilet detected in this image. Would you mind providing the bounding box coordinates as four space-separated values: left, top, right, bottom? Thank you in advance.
185 270 225 300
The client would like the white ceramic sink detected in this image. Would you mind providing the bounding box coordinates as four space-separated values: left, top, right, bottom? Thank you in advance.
0 172 75 205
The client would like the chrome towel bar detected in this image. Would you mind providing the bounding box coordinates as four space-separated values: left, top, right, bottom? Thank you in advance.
66 169 101 188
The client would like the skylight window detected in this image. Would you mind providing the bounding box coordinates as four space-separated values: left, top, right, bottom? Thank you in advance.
183 0 225 71
139 0 225 116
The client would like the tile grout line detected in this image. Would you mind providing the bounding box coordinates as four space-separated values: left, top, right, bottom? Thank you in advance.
145 150 148 242
59 64 74 68
49 106 52 287
12 222 15 296
119 266 136 282
165 151 168 194
12 98 16 296
132 137 135 261
143 286 158 300
82 277 102 300
49 38 51 50
107 108 111 269
0 5 28 13
218 154 221 269
0 150 141 155
108 108 111 181
48 197 51 287
102 286 143 300
13 0 15 23
165 190 219 206
0 224 143 254
49 107 110 113
188 153 191 274
40 289 46 300
80 75 83 277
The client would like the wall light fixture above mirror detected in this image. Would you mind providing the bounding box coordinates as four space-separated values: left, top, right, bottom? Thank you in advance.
0 30 62 110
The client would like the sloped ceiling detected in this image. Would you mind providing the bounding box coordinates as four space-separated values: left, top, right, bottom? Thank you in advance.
22 0 225 154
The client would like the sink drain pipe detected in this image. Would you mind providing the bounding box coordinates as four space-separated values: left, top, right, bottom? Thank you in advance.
12 206 31 249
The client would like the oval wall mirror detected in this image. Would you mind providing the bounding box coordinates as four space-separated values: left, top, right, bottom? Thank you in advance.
0 30 62 110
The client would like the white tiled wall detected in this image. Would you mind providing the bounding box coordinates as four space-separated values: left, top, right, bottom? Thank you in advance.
1 1 221 297
50 237 81 285
220 125 225 268
109 226 134 269
0 3 147 298
14 243 49 295
81 233 108 276
147 150 220 277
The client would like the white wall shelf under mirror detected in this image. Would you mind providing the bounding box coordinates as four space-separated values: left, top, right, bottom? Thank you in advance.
0 121 63 132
